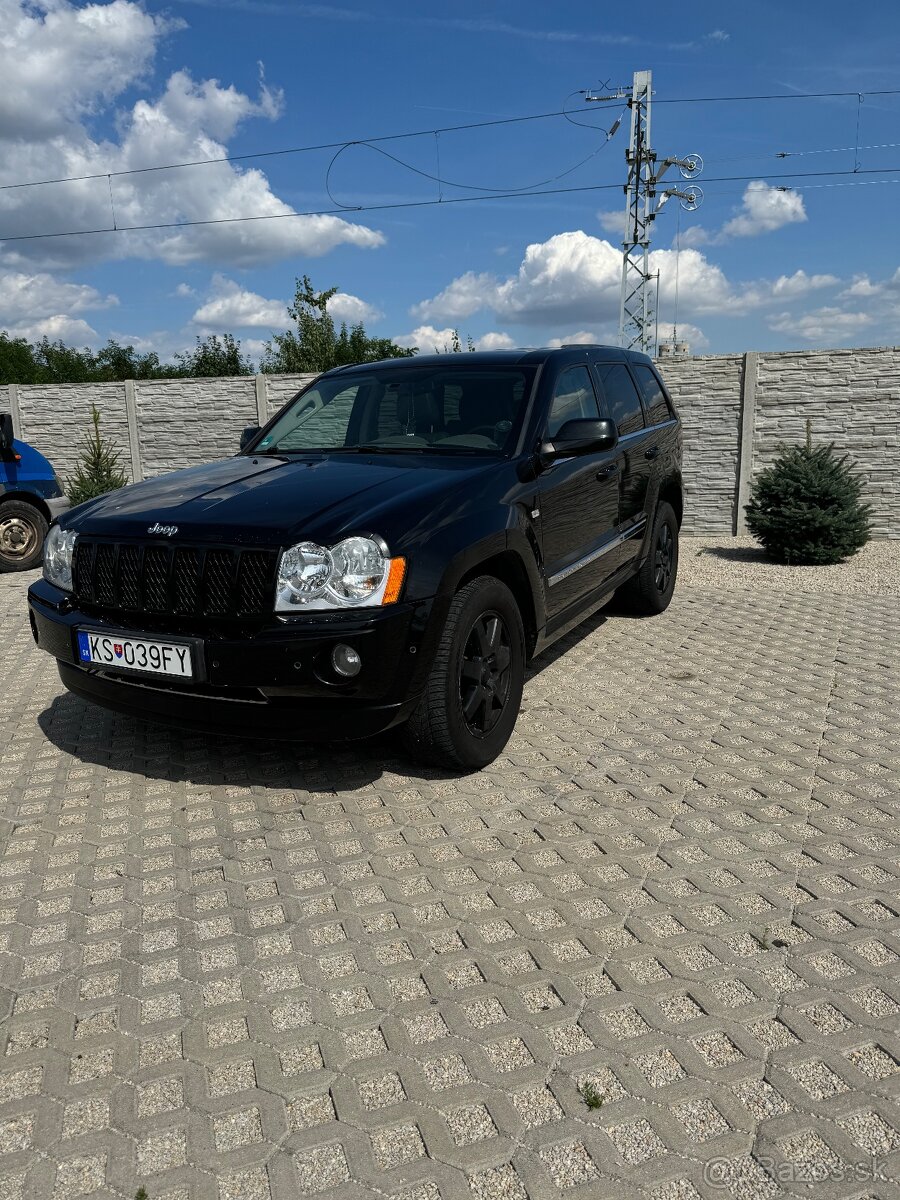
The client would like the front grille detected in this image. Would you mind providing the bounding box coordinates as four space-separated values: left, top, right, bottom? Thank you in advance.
73 540 278 621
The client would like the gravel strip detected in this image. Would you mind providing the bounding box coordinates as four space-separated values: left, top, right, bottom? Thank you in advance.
678 537 899 595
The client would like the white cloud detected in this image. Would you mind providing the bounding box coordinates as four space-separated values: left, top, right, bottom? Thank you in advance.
0 2 385 269
546 330 600 348
492 232 623 324
191 275 286 329
393 324 458 352
718 181 807 241
327 292 383 325
767 307 874 343
597 209 626 238
683 181 809 248
240 337 268 364
0 265 115 343
0 0 179 140
0 268 116 324
174 282 197 297
840 268 900 299
411 229 846 339
474 331 516 350
656 322 709 350
411 272 496 322
770 270 838 298
5 314 99 344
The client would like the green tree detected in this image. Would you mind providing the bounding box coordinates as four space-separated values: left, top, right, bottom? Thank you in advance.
32 337 97 383
94 339 179 381
0 333 39 384
67 406 129 506
745 420 871 565
261 275 415 372
174 333 254 377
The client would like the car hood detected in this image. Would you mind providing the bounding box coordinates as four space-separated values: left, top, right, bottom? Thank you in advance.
64 453 497 548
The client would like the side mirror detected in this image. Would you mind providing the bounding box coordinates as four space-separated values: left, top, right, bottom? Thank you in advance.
240 425 261 451
0 412 13 455
539 417 618 465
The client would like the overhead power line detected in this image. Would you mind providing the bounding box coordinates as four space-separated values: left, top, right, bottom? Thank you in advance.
654 88 900 104
4 165 900 245
2 87 899 195
0 104 622 194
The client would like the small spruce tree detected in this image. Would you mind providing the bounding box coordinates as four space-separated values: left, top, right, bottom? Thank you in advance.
68 406 129 506
745 420 871 564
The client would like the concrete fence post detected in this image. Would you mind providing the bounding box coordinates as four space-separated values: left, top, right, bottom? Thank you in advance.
254 375 268 427
8 383 23 439
734 351 759 535
123 379 144 482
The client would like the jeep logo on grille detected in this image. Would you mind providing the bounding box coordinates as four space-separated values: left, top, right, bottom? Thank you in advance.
147 522 178 537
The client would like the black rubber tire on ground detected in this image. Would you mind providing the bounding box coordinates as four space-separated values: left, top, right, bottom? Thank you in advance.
401 576 526 771
617 500 679 615
0 499 49 573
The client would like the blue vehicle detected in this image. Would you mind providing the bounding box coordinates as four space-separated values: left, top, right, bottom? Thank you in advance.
0 412 69 571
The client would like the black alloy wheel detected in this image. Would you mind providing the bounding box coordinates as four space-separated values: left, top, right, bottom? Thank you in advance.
401 576 526 770
458 610 513 737
654 522 675 594
617 500 679 615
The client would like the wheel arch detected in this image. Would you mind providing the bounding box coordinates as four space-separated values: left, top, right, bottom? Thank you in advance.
455 548 539 658
657 474 683 528
0 491 52 524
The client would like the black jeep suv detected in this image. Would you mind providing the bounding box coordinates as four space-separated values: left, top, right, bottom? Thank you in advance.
29 347 682 769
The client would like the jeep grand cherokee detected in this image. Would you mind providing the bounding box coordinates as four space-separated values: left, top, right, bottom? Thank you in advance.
28 347 683 769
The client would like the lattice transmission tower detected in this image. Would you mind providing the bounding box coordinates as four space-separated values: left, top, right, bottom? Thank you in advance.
589 70 703 353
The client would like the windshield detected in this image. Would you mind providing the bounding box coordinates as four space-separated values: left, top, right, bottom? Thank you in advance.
255 365 537 455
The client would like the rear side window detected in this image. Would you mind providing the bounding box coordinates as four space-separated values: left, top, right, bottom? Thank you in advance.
632 364 672 426
547 365 600 437
595 363 645 436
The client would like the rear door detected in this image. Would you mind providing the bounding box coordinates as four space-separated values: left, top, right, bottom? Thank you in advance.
591 360 654 570
535 364 621 621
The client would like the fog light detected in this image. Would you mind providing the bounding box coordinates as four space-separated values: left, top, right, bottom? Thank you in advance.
332 644 361 678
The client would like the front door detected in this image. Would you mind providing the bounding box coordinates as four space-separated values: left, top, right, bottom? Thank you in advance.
536 364 622 623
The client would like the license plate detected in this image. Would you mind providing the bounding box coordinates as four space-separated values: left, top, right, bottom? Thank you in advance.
76 630 194 678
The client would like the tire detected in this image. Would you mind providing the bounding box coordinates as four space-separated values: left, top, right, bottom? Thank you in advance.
0 500 48 572
401 576 526 770
618 500 679 615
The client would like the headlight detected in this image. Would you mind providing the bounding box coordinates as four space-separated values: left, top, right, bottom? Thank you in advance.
43 525 77 591
276 536 406 612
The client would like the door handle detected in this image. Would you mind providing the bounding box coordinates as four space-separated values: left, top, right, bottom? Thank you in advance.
596 463 619 479
645 446 660 461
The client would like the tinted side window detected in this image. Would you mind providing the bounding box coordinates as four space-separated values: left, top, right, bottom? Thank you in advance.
595 363 645 436
633 364 672 426
547 366 600 437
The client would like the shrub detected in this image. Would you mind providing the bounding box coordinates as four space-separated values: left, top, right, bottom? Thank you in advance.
745 421 871 564
68 405 129 506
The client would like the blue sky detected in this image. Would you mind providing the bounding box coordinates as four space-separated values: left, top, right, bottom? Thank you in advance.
1 0 899 362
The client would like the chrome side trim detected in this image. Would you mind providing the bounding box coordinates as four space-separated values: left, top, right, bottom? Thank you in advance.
547 517 647 587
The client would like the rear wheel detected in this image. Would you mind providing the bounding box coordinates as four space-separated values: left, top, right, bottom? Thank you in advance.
0 500 48 572
618 500 679 615
401 576 526 770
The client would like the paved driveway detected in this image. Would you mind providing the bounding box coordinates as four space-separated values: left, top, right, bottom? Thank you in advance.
1 556 898 1200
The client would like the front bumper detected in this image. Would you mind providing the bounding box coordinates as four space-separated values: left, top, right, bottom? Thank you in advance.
28 578 446 741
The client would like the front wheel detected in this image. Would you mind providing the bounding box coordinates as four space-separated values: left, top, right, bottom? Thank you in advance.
618 501 679 615
401 576 526 770
0 500 49 572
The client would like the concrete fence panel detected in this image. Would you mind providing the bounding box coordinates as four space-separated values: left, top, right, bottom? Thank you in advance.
13 382 133 484
657 353 744 535
134 376 258 478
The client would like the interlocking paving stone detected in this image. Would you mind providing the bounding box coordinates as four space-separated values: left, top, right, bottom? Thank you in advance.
1 568 899 1197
